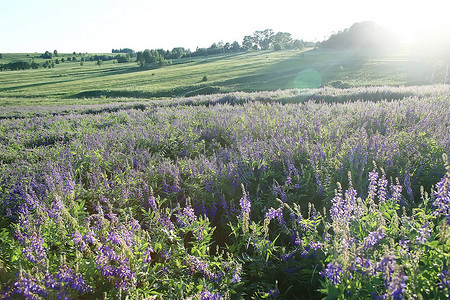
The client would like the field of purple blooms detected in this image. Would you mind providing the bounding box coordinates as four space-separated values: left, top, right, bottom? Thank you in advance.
0 85 449 299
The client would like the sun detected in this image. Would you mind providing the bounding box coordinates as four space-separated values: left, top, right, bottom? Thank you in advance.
377 2 450 46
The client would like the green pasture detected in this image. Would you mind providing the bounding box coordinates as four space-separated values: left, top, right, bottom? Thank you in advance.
0 47 447 106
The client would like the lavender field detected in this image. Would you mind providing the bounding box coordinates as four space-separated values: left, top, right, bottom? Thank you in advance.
0 85 449 299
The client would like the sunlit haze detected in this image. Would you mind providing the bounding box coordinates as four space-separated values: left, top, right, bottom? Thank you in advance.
1 0 449 53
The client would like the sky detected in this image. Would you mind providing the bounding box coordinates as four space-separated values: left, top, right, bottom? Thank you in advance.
1 0 449 53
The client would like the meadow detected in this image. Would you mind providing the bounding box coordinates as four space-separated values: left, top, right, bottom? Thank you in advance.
0 47 447 106
0 48 449 299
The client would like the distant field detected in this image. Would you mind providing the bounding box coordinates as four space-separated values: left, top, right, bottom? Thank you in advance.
0 47 448 106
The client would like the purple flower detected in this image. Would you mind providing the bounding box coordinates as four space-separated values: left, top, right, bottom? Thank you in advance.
199 289 222 300
321 261 343 285
239 191 251 216
403 172 414 202
438 269 450 291
143 246 154 263
12 271 48 299
268 288 279 297
360 228 385 251
177 206 197 226
432 168 450 223
368 170 378 200
390 180 403 204
388 271 408 300
83 230 97 244
415 222 431 245
186 255 215 280
147 194 157 211
378 173 388 202
265 207 284 224
72 231 87 251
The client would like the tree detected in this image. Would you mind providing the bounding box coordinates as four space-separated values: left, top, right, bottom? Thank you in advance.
170 47 185 59
255 29 274 50
96 59 103 66
231 41 241 52
116 54 130 63
0 53 3 59
142 49 153 65
272 32 292 48
42 51 52 59
242 35 254 50
53 50 58 57
320 21 394 49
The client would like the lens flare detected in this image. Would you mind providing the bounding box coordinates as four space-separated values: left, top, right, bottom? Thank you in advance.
292 69 322 89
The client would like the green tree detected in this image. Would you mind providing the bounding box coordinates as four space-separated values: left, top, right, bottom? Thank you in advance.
142 49 153 65
42 51 52 59
256 29 274 50
231 41 241 52
53 50 58 57
242 35 254 50
272 32 292 48
0 53 3 59
97 59 103 66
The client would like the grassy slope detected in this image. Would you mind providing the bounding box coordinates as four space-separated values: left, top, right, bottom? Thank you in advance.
0 47 447 105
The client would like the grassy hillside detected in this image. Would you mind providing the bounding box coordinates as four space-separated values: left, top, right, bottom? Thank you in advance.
0 47 448 105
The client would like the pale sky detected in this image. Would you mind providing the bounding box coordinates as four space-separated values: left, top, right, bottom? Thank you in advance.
1 0 448 53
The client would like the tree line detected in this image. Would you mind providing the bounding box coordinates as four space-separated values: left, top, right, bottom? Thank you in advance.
131 29 310 67
319 21 395 49
0 60 56 71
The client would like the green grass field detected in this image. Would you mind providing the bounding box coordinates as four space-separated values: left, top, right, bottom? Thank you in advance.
0 47 447 106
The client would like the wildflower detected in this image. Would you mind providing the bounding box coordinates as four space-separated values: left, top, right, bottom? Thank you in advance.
12 271 48 299
403 171 414 202
239 188 251 216
415 222 431 245
432 159 450 223
388 270 408 300
360 228 385 251
368 170 378 200
268 288 279 297
321 261 343 285
239 184 251 233
147 193 157 211
83 230 97 244
438 269 450 292
390 178 403 204
378 172 388 202
177 205 197 226
72 231 87 251
143 246 154 263
56 264 92 293
231 263 242 283
265 207 284 224
199 289 222 300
